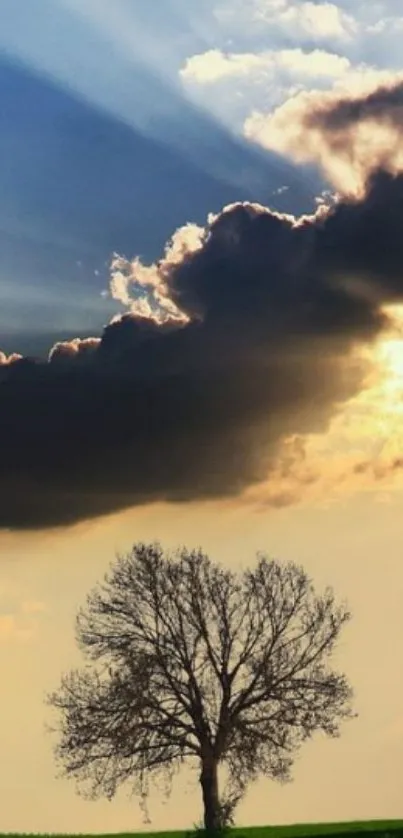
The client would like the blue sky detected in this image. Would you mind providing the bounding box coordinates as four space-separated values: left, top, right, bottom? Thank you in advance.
0 0 319 351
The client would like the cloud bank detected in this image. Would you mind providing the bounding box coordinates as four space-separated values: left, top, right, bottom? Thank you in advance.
4 131 403 528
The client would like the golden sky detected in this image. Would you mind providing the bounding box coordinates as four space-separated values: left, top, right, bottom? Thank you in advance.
1 479 403 833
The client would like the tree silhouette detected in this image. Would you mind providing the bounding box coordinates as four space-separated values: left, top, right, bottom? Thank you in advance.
47 543 356 833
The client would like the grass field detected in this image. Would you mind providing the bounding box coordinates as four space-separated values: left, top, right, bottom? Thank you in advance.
3 822 403 838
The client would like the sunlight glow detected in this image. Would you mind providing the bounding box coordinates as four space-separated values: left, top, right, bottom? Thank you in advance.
375 304 403 383
244 305 403 510
379 338 403 379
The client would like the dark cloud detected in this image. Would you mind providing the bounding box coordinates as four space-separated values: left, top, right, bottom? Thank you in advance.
3 169 403 530
316 168 403 293
306 79 403 132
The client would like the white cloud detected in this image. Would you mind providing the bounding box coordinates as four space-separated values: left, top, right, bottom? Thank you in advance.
181 49 267 84
279 48 350 76
180 45 354 129
265 1 357 40
181 47 350 85
109 223 204 324
214 0 357 41
366 15 403 35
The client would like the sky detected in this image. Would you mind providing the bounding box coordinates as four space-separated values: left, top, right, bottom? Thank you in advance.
1 0 403 832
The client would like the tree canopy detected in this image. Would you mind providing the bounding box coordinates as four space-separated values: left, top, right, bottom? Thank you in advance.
47 543 356 833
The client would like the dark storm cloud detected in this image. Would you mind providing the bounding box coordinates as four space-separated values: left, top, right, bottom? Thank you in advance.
2 168 403 530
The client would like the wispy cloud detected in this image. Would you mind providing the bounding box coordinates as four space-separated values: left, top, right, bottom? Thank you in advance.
253 0 357 40
214 0 357 41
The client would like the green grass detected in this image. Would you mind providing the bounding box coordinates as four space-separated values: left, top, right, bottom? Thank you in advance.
3 821 403 838
231 823 403 837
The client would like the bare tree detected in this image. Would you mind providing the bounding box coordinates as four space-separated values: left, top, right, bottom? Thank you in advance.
47 543 356 833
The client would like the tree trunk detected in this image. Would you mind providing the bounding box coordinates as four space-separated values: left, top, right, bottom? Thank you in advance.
200 756 220 834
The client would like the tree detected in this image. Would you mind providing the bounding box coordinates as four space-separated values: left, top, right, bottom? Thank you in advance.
47 543 356 834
